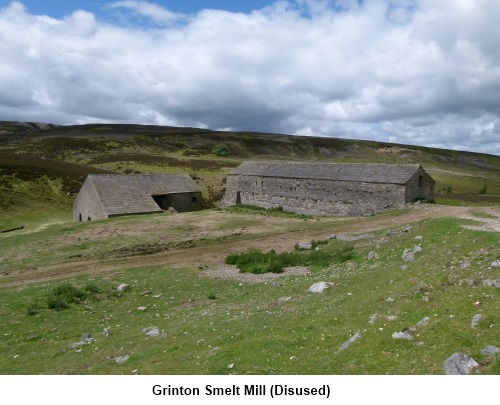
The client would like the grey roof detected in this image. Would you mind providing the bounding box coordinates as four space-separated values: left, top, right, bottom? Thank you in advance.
86 174 200 216
228 162 424 184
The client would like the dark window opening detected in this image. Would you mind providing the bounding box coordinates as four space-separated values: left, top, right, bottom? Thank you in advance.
192 197 197 203
418 176 423 187
79 213 82 222
236 191 241 205
87 217 91 221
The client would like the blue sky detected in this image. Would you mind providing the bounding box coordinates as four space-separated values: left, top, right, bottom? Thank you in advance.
0 0 278 18
1 0 500 155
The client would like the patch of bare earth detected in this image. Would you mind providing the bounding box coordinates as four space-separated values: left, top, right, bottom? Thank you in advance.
203 265 309 283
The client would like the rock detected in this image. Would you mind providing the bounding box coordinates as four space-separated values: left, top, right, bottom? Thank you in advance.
167 206 177 213
415 235 423 240
491 260 500 268
142 326 160 337
403 225 413 232
471 314 482 329
227 363 235 369
483 279 494 287
369 314 377 325
68 341 85 350
329 234 337 239
81 333 94 344
444 352 479 375
401 265 408 271
137 306 147 311
308 282 333 293
114 355 130 364
412 245 422 254
338 332 362 351
278 296 293 302
132 369 138 375
392 331 413 340
367 251 376 259
297 241 312 250
386 296 395 302
402 249 414 261
117 283 129 293
103 327 111 337
481 346 499 356
416 317 430 327
460 261 471 270
140 290 152 296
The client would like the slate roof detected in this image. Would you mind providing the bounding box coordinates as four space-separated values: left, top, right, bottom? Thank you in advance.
86 174 200 216
228 162 424 184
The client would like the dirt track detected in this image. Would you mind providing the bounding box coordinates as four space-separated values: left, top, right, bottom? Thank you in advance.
1 204 498 288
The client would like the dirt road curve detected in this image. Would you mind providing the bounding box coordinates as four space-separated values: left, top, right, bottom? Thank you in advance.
1 204 498 288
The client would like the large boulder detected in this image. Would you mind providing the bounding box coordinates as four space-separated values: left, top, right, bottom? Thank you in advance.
444 352 479 375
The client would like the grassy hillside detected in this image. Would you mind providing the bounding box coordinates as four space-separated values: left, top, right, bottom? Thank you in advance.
0 206 499 374
1 121 499 228
0 121 499 375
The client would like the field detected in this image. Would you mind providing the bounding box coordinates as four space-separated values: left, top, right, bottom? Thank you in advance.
0 122 499 375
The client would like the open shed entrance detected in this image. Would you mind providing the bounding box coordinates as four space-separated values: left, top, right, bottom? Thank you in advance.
152 194 172 210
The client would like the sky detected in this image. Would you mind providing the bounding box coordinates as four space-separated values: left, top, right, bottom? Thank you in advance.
1 0 500 155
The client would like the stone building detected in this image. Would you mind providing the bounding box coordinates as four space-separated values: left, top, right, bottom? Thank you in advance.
73 174 202 222
221 161 435 216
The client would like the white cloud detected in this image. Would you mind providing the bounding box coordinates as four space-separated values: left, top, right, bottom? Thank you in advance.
0 0 499 155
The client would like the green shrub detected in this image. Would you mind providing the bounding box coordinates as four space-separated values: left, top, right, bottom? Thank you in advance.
212 143 229 157
225 243 355 274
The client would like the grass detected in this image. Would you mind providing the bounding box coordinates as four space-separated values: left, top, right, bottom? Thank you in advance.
0 212 498 375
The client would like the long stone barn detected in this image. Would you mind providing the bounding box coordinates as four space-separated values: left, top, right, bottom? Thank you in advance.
221 161 435 216
73 174 202 222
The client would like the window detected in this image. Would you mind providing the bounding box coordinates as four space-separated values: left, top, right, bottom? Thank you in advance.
192 197 197 203
418 176 423 187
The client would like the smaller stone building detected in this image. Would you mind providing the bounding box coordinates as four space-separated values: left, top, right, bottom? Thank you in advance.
221 161 435 216
73 174 202 222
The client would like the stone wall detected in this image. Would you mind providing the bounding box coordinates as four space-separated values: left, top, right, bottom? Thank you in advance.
221 175 409 216
405 167 435 202
73 181 107 221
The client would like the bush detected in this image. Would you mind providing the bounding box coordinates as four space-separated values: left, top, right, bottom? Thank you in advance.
225 243 355 274
212 143 229 157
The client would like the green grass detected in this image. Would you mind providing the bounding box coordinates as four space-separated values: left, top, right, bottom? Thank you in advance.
0 215 498 374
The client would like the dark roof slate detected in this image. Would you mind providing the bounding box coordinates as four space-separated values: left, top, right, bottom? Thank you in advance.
228 162 422 184
86 174 200 216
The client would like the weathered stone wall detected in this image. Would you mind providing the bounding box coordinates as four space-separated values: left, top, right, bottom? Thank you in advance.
221 175 408 215
73 180 107 221
405 167 435 202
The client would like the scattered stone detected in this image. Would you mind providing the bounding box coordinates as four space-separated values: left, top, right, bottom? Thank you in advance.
297 241 312 250
137 306 147 311
81 333 94 344
491 260 500 268
403 225 413 232
412 245 422 254
386 315 398 321
401 265 408 271
386 296 395 302
385 230 393 236
308 282 333 293
315 246 320 251
67 341 85 350
227 363 235 369
369 314 377 325
132 369 138 375
140 290 152 296
415 236 423 240
416 317 430 327
166 207 177 213
367 251 376 260
460 261 471 270
329 234 337 239
481 346 499 356
142 326 160 337
422 296 430 302
338 332 362 351
272 281 281 288
444 352 479 375
392 331 413 340
483 279 494 287
471 314 482 329
103 327 111 337
114 355 130 364
402 249 414 262
278 296 293 302
117 284 129 293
